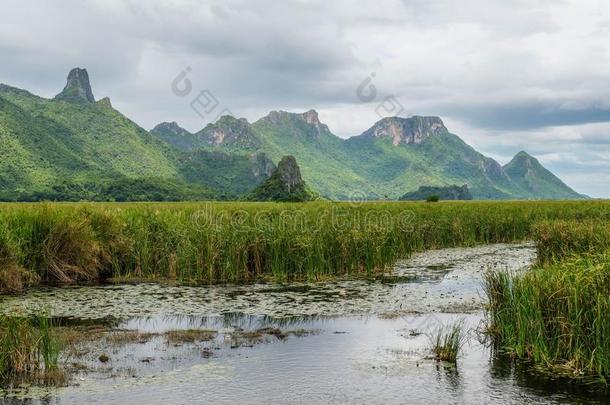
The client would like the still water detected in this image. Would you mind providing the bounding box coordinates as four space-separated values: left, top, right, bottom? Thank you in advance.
1 244 608 404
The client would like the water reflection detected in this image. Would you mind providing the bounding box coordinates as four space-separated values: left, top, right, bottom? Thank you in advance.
4 244 608 404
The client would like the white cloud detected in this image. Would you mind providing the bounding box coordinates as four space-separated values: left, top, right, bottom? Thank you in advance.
0 0 609 196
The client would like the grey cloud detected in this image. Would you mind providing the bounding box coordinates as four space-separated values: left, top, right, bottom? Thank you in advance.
444 103 610 131
1 0 610 196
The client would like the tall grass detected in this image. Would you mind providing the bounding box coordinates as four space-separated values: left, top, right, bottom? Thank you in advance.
485 250 610 382
0 201 609 289
533 219 610 265
0 315 62 383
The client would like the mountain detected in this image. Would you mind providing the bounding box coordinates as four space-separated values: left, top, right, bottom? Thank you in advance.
400 184 473 201
150 121 199 150
342 116 520 199
246 156 317 202
0 68 584 201
179 150 276 197
503 151 585 199
0 68 272 201
165 111 582 200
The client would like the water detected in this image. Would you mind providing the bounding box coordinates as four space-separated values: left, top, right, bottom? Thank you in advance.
1 243 608 404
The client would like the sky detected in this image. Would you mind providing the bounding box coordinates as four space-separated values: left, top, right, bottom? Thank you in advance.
1 0 609 197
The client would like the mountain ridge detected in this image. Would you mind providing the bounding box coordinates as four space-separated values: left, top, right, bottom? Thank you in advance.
157 108 581 200
0 68 586 201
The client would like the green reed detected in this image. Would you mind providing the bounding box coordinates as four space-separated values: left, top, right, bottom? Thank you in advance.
0 200 608 290
429 321 465 364
533 219 610 265
485 251 610 382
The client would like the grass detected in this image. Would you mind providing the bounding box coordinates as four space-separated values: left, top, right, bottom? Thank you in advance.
485 223 610 383
429 321 465 363
165 329 217 345
533 219 610 265
0 200 609 291
0 315 64 385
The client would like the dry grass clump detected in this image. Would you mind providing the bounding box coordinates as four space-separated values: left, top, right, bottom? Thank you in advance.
165 329 217 345
0 265 39 294
105 331 158 346
42 217 102 283
0 226 38 293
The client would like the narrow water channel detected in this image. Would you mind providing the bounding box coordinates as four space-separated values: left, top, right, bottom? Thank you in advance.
1 244 607 404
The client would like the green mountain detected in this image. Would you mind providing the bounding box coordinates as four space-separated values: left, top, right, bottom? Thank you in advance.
159 111 583 200
246 155 317 202
0 68 271 201
400 184 473 201
0 68 585 201
503 151 585 199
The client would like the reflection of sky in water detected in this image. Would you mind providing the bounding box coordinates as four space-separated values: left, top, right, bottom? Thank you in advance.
3 314 605 404
2 243 607 404
0 243 536 320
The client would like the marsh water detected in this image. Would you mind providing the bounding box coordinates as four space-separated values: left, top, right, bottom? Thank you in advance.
1 243 608 404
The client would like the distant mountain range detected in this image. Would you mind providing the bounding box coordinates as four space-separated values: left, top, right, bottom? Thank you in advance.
0 68 586 201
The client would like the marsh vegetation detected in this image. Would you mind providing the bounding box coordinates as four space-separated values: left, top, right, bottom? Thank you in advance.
0 315 64 386
0 200 608 292
485 220 610 383
1 200 610 396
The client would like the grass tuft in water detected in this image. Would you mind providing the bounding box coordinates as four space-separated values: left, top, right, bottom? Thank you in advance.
0 315 64 385
429 321 465 364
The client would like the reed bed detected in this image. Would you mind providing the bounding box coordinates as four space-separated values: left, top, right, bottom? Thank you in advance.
533 219 610 265
486 229 610 383
0 200 609 291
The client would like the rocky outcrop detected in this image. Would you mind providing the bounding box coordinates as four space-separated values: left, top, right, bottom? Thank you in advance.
96 97 113 108
261 109 331 138
245 155 317 202
150 122 200 150
152 122 192 138
197 116 260 149
249 152 276 180
54 68 95 104
361 116 447 146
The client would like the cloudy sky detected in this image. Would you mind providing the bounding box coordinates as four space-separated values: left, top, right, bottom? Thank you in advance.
1 0 609 197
